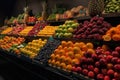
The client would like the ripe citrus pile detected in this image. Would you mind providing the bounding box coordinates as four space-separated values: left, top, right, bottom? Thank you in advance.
48 41 95 71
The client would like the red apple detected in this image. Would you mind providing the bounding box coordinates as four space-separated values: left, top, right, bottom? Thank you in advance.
114 72 119 78
88 71 95 78
87 65 94 71
106 55 113 62
111 57 118 64
112 51 119 57
72 66 77 72
92 54 98 60
104 75 110 80
80 57 87 63
101 69 107 75
117 59 120 64
82 69 88 76
95 61 100 68
82 64 88 69
76 67 82 73
114 64 120 72
115 46 120 53
104 51 111 55
107 69 114 76
87 58 94 64
94 67 99 74
97 74 104 80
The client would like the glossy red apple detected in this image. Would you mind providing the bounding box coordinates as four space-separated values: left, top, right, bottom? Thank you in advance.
104 75 110 80
82 69 88 76
72 66 77 72
97 74 104 80
111 57 118 64
95 61 100 68
112 51 119 57
106 55 113 62
94 67 99 74
88 71 95 78
76 67 82 73
107 69 114 76
114 64 120 72
115 46 120 53
87 65 94 71
114 72 119 78
101 69 107 75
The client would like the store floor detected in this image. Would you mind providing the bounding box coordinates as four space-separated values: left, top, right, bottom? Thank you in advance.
0 56 47 80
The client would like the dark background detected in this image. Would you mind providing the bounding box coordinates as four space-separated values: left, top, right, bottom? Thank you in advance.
0 0 89 26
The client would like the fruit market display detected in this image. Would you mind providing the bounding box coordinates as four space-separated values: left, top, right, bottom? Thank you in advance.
1 27 13 34
20 38 47 58
0 36 25 53
54 20 79 38
73 16 111 40
34 39 61 64
27 16 37 24
28 21 47 36
48 41 95 72
103 24 120 41
104 0 120 13
19 26 33 36
37 26 58 37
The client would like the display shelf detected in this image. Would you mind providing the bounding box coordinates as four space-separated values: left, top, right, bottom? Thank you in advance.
0 49 74 80
47 12 120 26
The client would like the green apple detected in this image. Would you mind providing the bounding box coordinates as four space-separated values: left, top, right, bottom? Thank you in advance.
58 32 64 38
67 33 73 38
67 27 74 33
59 25 63 28
55 33 59 37
62 29 68 33
64 32 69 38
71 23 79 29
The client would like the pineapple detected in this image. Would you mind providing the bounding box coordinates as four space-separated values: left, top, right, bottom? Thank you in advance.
88 0 105 17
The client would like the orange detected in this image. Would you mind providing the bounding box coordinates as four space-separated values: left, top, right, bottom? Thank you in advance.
65 57 72 64
67 41 73 47
74 42 80 47
73 47 81 54
74 53 82 59
55 61 61 67
55 54 60 61
87 49 95 54
58 45 63 50
63 47 68 52
112 34 120 41
103 35 111 41
50 54 56 60
51 60 56 66
66 64 72 71
72 58 80 66
67 51 74 58
54 49 59 54
60 63 66 69
68 47 73 51
81 45 88 51
86 42 94 49
61 41 67 47
79 42 85 48
59 56 66 62
59 49 65 55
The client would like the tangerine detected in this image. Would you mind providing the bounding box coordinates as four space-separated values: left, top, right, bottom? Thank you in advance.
61 41 67 47
67 41 73 47
87 49 95 54
86 42 94 49
60 63 66 69
66 64 72 71
73 47 81 54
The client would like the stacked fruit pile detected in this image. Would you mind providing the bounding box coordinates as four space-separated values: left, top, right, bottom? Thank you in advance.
73 16 111 40
72 46 120 80
54 20 79 38
19 26 33 36
105 0 120 13
48 41 95 72
0 36 25 51
35 39 61 64
37 26 58 37
103 24 120 41
28 21 47 36
1 27 13 34
9 24 25 35
20 39 47 58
